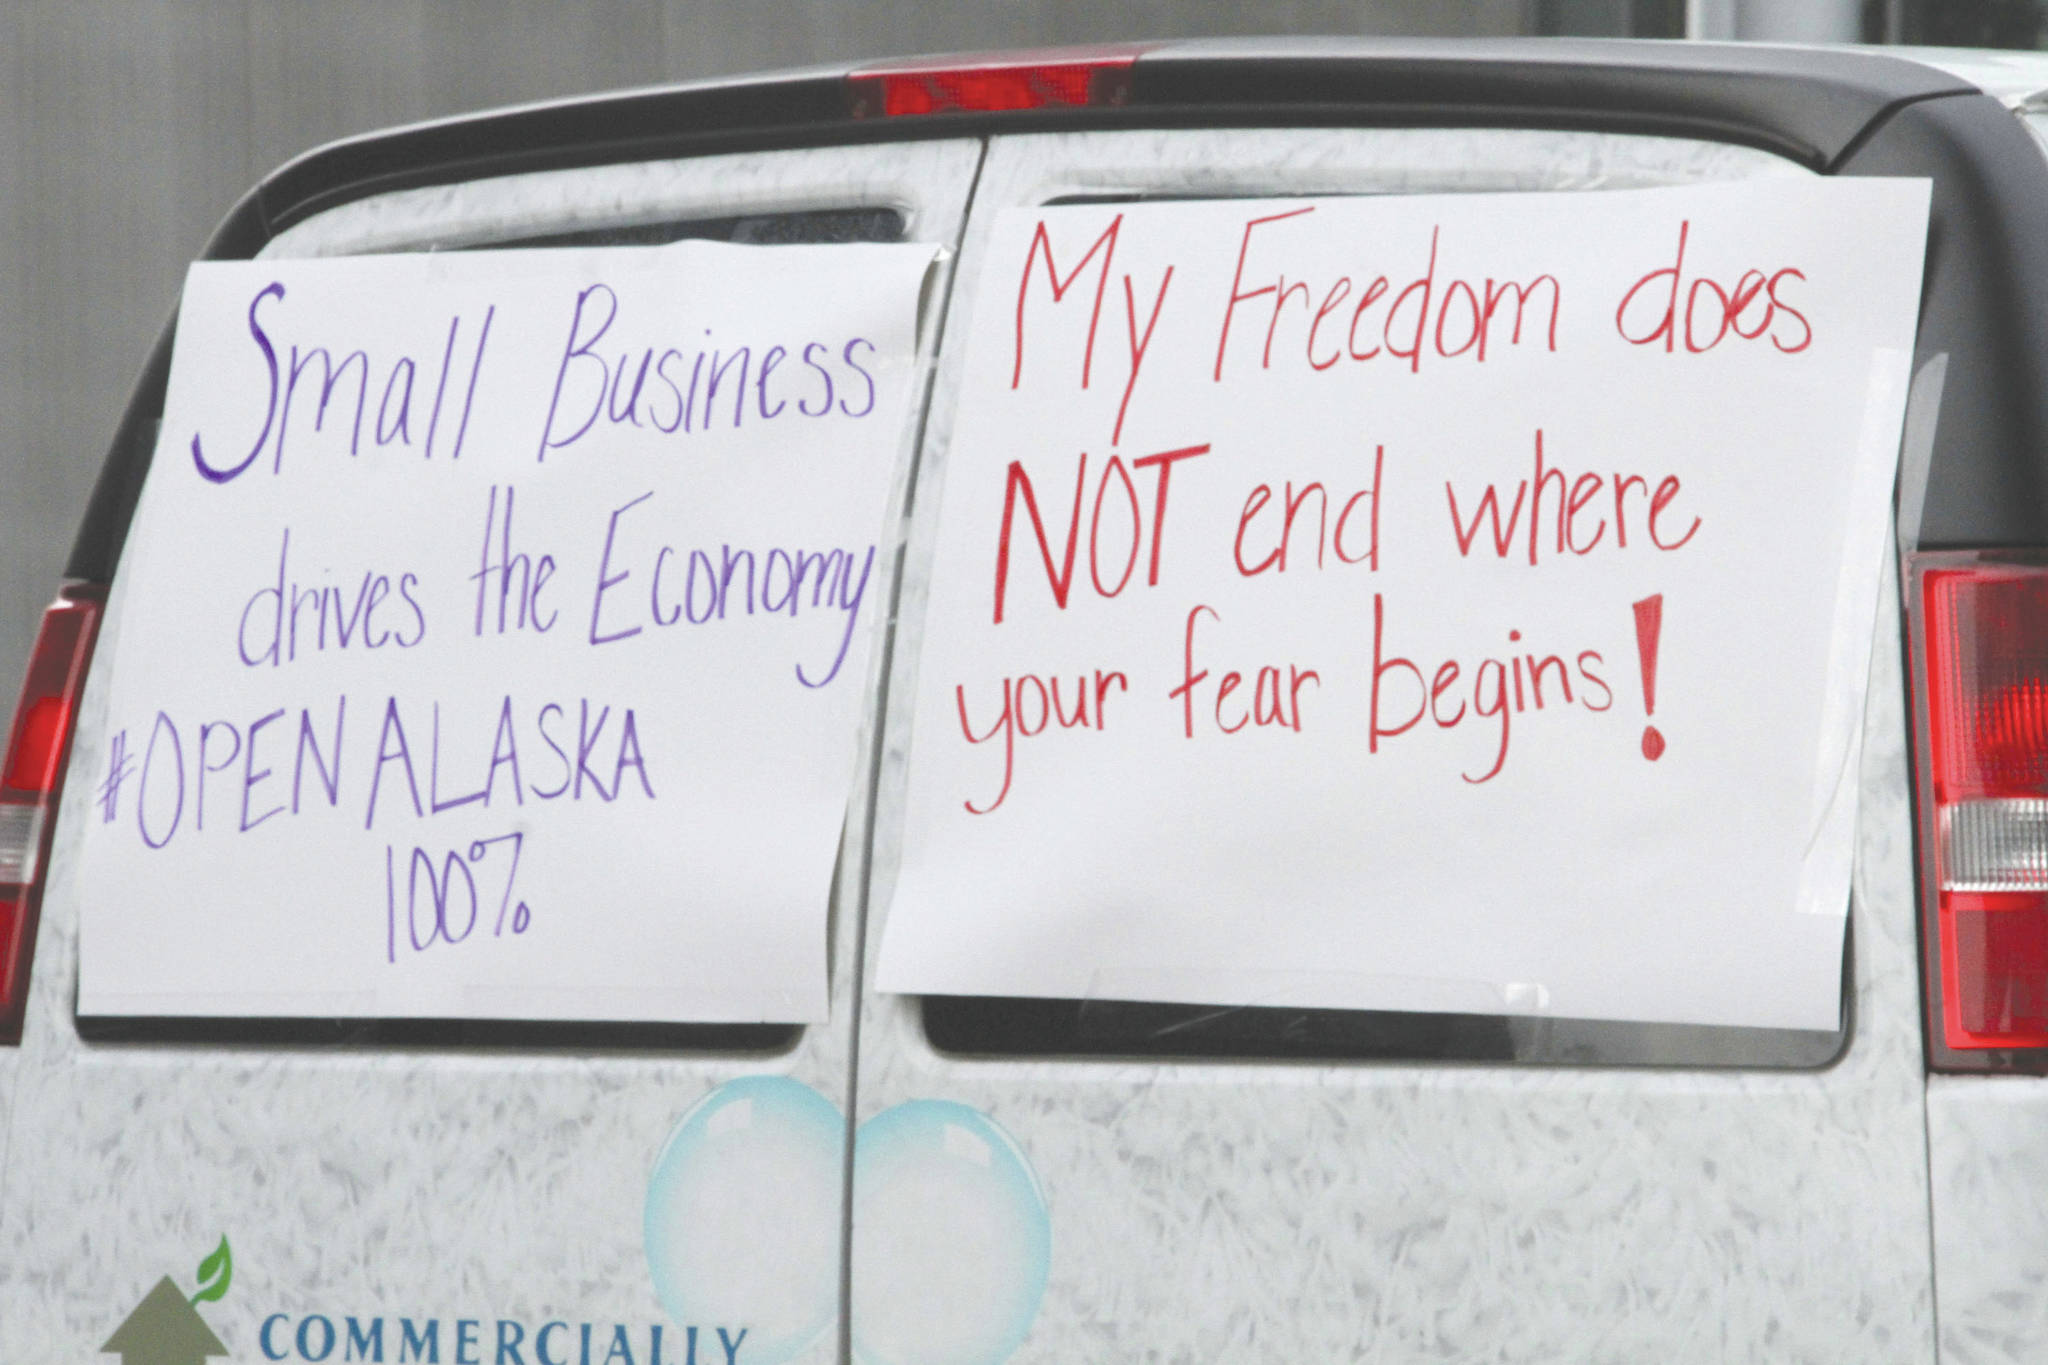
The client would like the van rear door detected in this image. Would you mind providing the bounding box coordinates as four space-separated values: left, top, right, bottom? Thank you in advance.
851 126 1934 1362
0 138 979 1363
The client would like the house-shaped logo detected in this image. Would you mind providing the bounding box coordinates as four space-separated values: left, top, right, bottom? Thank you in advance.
103 1237 232 1365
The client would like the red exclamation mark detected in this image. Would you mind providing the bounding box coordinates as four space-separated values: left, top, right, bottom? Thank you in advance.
1634 593 1665 761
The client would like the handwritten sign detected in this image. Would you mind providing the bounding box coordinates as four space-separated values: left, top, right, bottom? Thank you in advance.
878 181 1928 1031
76 240 937 1023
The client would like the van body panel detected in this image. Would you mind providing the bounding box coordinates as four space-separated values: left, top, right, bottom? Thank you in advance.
1928 1075 2048 1363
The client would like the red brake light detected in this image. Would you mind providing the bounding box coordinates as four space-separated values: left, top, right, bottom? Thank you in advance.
3 696 70 793
0 583 104 1045
1913 559 2048 1051
847 50 1140 119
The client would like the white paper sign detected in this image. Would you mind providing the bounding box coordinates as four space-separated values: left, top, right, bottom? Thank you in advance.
878 180 1928 1031
78 239 937 1023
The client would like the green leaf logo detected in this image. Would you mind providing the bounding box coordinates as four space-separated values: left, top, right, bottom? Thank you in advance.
190 1235 231 1305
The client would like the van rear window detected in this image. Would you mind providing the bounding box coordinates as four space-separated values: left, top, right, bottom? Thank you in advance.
75 204 920 1051
921 957 1850 1068
492 206 905 250
878 173 1924 1070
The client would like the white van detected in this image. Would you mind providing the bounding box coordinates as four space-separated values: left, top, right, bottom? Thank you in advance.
9 38 2048 1365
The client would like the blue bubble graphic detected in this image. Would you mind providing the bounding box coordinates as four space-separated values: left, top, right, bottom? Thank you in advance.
851 1100 1050 1365
645 1075 845 1365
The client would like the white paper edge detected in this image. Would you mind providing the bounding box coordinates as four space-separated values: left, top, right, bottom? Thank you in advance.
1794 347 1913 919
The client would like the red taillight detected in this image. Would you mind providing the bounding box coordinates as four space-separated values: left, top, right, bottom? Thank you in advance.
1912 558 2048 1051
0 583 103 1045
846 50 1140 119
4 696 70 792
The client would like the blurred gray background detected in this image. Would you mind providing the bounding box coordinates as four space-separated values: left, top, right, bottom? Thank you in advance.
0 0 2026 700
